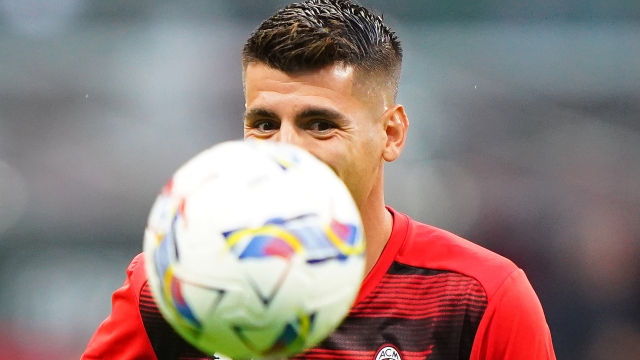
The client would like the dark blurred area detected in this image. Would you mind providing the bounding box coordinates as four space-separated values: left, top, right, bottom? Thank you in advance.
0 1 639 359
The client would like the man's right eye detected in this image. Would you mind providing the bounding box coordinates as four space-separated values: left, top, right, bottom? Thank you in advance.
255 121 278 132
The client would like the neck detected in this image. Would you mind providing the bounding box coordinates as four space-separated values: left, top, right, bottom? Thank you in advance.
358 173 393 275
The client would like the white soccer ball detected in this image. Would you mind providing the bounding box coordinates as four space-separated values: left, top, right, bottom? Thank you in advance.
143 140 365 359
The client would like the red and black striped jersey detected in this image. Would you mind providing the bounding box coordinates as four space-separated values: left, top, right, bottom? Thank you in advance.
82 207 555 360
296 262 488 360
295 207 555 360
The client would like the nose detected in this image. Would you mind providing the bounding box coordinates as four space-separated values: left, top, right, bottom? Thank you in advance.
274 121 303 147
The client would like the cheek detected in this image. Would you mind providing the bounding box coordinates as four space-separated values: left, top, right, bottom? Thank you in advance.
336 148 372 200
305 145 353 188
357 129 385 173
317 154 343 179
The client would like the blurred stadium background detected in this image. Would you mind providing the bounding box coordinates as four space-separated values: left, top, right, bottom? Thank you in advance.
0 0 639 359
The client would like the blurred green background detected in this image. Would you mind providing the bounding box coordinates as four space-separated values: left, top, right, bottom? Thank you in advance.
0 1 639 359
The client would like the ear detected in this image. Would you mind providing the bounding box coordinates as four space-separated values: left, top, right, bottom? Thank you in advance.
382 104 409 162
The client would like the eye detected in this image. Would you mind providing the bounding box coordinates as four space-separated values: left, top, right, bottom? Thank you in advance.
254 120 279 132
308 120 336 133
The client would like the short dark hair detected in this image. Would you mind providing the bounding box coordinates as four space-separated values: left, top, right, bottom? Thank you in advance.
242 0 403 99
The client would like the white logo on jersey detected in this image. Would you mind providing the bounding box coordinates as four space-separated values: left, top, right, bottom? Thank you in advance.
375 345 402 360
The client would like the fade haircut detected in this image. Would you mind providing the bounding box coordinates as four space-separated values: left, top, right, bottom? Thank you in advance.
242 0 403 101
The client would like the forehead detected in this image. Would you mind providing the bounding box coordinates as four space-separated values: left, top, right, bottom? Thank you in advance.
244 63 357 106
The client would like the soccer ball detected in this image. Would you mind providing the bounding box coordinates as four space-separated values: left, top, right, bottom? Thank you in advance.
143 140 365 359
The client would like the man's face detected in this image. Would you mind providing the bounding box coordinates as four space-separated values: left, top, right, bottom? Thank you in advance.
243 62 388 209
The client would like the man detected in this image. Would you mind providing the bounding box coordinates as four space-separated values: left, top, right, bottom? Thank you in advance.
83 1 556 359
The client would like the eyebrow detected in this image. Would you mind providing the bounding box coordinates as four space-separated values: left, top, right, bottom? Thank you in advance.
297 107 347 123
244 108 278 121
243 107 347 123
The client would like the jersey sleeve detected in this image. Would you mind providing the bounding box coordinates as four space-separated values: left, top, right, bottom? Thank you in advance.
470 269 556 360
81 253 157 360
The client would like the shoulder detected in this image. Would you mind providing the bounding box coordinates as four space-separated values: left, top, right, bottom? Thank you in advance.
127 252 145 273
391 209 520 301
126 253 148 298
